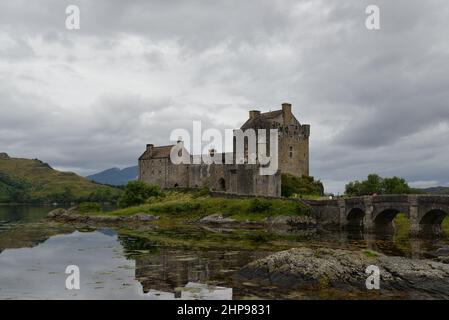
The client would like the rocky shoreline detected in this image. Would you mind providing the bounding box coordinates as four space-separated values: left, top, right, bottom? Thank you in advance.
236 247 449 299
46 207 159 227
47 207 319 229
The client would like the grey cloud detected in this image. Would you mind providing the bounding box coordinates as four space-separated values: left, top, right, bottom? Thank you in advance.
1 0 449 192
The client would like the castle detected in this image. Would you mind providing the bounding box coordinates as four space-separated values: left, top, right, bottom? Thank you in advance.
138 103 310 197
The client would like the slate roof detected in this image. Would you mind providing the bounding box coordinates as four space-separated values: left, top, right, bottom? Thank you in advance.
139 145 174 160
240 109 282 130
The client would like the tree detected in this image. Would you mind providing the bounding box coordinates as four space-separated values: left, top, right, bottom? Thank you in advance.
118 181 163 208
382 176 411 194
345 174 412 196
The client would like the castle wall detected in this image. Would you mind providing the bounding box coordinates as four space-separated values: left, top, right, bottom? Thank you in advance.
139 158 168 188
140 158 281 197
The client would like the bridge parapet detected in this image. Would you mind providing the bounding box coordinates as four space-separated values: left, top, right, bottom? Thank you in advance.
304 194 449 237
372 194 410 203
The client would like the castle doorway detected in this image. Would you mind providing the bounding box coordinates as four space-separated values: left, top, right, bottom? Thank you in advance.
218 178 226 191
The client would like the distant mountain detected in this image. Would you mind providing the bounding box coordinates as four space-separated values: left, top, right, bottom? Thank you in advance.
0 153 122 203
87 166 138 186
419 186 449 195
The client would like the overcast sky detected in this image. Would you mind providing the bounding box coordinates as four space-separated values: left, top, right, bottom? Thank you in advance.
1 0 448 193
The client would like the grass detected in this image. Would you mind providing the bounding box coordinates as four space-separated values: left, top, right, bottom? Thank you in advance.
362 250 379 258
443 216 449 235
97 191 310 224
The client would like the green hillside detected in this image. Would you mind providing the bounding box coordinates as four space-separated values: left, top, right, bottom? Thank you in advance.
0 153 122 204
419 186 449 195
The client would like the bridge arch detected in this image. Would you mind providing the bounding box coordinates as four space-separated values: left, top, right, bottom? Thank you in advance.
346 208 365 229
419 209 448 236
373 207 410 233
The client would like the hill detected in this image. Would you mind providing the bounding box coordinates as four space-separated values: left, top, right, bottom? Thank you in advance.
0 153 122 203
87 166 138 186
419 186 449 195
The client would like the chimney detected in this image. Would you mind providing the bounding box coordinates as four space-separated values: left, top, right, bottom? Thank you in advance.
146 144 154 158
282 103 292 125
249 110 261 119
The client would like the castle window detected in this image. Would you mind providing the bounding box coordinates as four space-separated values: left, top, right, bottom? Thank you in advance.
289 146 293 158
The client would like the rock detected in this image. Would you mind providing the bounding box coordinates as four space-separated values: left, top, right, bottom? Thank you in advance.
46 208 67 218
426 247 449 264
87 215 124 223
266 215 317 227
437 256 449 264
132 213 159 222
435 247 449 257
199 214 236 224
66 206 79 214
236 247 449 298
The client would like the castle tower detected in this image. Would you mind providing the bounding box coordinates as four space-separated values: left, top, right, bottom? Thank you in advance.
239 102 310 177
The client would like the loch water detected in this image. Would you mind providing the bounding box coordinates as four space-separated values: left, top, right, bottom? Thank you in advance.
0 205 448 300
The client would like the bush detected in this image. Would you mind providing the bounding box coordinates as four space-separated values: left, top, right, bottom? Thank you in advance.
118 181 163 208
78 202 101 213
249 198 272 213
281 174 324 197
82 188 122 203
46 187 75 203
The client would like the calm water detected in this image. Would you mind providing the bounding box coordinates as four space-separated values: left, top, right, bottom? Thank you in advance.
0 205 448 300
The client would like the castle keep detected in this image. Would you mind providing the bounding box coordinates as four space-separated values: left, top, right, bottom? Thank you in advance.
138 103 310 197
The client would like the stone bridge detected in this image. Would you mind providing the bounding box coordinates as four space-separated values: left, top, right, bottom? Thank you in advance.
305 195 449 237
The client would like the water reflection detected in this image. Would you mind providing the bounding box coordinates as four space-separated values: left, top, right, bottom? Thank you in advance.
0 204 448 299
147 282 232 300
0 229 236 300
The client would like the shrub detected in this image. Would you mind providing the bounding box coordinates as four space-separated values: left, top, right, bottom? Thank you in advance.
249 198 272 213
281 174 324 197
118 181 163 208
82 188 122 203
78 202 101 213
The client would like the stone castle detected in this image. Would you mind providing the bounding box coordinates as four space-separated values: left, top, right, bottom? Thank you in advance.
138 103 310 197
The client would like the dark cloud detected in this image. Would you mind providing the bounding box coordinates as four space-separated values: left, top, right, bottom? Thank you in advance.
0 0 448 192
